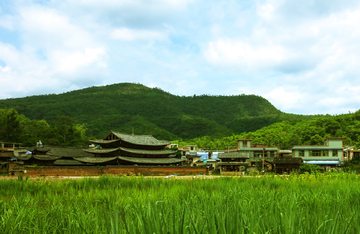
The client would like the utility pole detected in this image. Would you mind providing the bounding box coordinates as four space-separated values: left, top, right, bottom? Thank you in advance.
262 148 265 174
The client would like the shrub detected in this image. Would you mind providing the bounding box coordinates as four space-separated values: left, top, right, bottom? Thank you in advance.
299 163 323 174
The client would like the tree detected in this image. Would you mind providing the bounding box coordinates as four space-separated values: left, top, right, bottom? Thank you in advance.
299 164 323 174
0 109 22 142
310 134 323 145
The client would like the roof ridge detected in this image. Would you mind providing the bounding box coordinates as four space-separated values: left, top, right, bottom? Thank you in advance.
112 131 154 137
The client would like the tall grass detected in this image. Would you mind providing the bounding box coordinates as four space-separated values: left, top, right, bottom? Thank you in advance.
1 174 360 233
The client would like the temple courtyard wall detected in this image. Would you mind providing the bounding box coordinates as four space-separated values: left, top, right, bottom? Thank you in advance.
9 164 208 177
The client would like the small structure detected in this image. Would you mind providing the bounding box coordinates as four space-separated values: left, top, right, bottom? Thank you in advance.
237 139 279 158
178 145 198 156
0 142 22 161
217 152 249 172
343 147 360 161
292 137 344 169
278 150 292 158
270 157 303 174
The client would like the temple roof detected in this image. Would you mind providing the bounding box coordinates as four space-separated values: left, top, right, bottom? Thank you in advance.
83 148 119 154
47 147 94 158
33 155 61 161
90 139 120 144
17 155 61 161
74 157 118 163
26 147 51 152
16 155 32 160
112 131 171 146
119 147 176 155
54 159 85 166
118 156 185 164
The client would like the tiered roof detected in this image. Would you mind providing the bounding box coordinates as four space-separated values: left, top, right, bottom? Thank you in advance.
16 132 179 166
75 157 118 164
84 148 119 154
119 147 176 155
118 156 185 164
105 131 171 146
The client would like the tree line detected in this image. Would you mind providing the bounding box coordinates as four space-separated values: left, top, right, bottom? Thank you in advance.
0 109 88 147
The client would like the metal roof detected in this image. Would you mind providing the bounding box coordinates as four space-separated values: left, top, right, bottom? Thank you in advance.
304 161 342 165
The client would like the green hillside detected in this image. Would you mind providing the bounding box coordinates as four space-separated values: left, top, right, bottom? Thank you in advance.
0 83 320 140
179 111 360 150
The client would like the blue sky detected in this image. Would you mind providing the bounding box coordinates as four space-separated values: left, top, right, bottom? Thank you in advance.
1 0 360 115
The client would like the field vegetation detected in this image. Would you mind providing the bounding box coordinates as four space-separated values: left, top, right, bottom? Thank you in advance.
1 174 360 233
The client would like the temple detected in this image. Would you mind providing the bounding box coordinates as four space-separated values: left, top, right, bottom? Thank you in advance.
84 131 185 165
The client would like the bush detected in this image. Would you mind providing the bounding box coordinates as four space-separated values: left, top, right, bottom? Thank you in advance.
299 163 323 174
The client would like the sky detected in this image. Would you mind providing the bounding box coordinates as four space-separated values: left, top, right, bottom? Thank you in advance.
1 0 360 115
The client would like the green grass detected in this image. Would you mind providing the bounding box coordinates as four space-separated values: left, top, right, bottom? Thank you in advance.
1 174 360 233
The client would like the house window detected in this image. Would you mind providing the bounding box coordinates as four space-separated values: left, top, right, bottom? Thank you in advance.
309 150 328 156
298 150 305 157
254 151 262 157
332 150 338 157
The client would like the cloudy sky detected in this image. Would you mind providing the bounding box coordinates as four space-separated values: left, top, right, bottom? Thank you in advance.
1 0 360 115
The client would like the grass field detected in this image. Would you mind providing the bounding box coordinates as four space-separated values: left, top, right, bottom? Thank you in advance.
1 173 360 233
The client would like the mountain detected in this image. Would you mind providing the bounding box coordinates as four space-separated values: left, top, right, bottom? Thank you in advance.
0 83 319 140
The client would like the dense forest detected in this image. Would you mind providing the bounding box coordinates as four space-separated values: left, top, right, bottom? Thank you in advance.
0 109 88 147
0 83 324 141
179 111 360 150
2 82 357 149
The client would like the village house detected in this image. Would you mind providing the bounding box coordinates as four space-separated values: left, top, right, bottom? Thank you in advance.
292 137 344 169
217 152 249 172
217 139 279 173
0 142 21 160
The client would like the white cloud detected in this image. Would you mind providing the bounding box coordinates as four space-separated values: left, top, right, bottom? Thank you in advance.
50 47 106 73
257 3 276 20
110 28 166 41
2 0 360 116
205 39 287 70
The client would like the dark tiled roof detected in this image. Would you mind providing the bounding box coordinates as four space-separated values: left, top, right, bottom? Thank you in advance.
83 148 119 154
54 160 85 166
34 155 61 161
112 132 171 146
27 147 51 152
118 156 185 164
119 147 176 155
46 147 94 158
17 155 32 160
218 152 250 159
90 139 120 144
74 157 118 164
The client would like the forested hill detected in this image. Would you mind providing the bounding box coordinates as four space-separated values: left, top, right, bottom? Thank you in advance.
0 83 322 140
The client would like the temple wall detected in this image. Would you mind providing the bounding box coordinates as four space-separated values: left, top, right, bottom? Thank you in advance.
11 166 208 177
